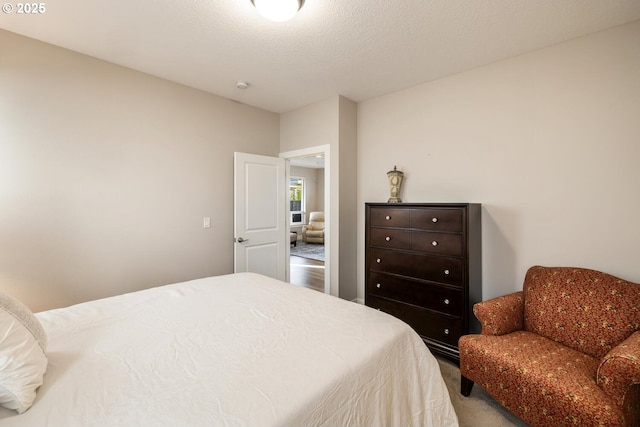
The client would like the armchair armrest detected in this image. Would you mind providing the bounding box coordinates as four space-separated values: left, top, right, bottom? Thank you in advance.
473 291 524 336
597 330 640 407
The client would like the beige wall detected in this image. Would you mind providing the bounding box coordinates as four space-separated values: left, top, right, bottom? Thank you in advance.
337 97 358 301
357 21 640 301
290 166 322 215
316 168 325 211
280 97 338 153
0 30 280 311
5 19 638 311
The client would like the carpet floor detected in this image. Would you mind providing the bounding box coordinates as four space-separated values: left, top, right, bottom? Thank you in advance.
290 241 325 262
436 357 529 427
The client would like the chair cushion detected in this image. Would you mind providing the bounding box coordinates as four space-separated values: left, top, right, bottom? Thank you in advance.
460 331 624 426
308 212 324 223
523 266 640 359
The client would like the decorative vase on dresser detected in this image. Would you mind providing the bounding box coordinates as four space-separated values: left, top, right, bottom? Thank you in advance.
364 203 482 364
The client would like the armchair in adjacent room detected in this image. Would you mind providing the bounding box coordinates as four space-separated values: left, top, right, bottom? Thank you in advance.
302 212 324 244
459 265 640 427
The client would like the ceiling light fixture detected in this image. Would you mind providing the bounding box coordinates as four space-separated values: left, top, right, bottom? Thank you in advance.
251 0 305 22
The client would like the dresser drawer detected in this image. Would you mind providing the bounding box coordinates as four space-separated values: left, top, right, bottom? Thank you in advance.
369 228 412 250
368 248 463 286
412 231 462 256
369 228 463 256
366 296 463 347
369 206 464 232
369 207 411 228
411 208 463 232
367 272 463 316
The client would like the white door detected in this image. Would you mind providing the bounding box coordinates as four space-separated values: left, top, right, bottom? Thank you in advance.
233 152 287 281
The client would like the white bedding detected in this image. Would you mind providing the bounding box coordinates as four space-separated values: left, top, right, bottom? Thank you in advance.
0 273 458 427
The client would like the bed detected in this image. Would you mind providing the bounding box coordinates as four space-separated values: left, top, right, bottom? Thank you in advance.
0 272 458 426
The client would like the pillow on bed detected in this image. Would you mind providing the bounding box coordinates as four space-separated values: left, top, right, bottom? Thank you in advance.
0 289 48 413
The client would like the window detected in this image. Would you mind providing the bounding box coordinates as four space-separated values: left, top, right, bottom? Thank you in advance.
290 177 304 224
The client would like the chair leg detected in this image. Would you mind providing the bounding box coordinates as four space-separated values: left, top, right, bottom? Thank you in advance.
461 375 474 396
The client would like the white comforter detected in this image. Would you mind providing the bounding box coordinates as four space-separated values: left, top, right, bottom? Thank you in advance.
0 273 458 427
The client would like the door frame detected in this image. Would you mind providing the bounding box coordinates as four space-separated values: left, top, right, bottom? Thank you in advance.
280 145 330 295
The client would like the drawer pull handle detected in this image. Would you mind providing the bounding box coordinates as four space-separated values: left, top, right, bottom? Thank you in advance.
385 236 391 242
376 258 381 264
385 215 391 220
444 298 450 305
376 283 381 289
444 269 450 275
444 328 450 335
431 240 438 246
432 217 438 223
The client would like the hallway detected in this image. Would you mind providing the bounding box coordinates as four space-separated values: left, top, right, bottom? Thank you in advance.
290 255 324 292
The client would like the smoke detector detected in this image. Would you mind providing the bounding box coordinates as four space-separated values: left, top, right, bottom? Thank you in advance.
236 81 249 89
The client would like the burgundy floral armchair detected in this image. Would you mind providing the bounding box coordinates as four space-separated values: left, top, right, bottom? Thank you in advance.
459 265 640 427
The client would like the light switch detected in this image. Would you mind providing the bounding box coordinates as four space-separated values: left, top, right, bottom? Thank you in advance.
203 217 211 228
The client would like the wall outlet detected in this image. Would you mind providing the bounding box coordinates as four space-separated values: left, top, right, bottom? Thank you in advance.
203 217 211 228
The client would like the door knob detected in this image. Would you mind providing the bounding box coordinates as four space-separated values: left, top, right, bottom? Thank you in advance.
235 237 249 243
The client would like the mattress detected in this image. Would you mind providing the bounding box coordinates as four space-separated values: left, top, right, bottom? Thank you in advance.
0 272 458 426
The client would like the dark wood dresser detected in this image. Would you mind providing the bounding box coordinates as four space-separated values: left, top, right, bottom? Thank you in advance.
365 203 481 363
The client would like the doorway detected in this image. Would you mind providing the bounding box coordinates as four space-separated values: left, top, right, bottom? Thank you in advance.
280 145 330 295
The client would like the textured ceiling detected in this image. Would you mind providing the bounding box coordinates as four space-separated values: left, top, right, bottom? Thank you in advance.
2 0 640 113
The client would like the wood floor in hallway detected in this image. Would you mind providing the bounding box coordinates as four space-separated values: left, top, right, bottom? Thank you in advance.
290 255 324 292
